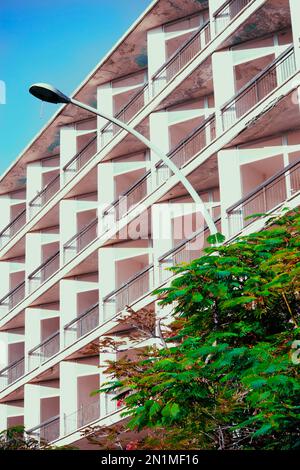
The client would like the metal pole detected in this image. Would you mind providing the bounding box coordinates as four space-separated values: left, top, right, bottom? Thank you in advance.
70 98 218 235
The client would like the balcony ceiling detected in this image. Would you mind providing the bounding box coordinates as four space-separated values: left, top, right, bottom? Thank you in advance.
220 0 291 49
157 56 214 110
0 0 208 195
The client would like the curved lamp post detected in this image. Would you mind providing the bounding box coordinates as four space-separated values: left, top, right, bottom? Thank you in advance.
29 83 218 235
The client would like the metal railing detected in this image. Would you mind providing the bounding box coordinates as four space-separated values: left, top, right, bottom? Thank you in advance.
29 174 60 217
0 209 26 248
214 0 253 34
156 115 216 184
100 83 149 145
63 218 98 262
64 303 99 346
221 46 296 130
227 158 300 236
64 400 100 435
28 331 60 370
27 415 60 444
158 218 221 282
0 281 25 313
152 21 211 95
103 264 154 321
63 135 97 177
28 251 60 291
0 357 25 389
103 173 150 226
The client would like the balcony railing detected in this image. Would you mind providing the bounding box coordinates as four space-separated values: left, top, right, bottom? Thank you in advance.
28 331 60 370
227 158 300 237
156 114 216 184
28 251 60 291
221 46 296 130
103 173 150 226
64 303 99 346
158 217 221 282
0 357 25 389
0 281 25 313
29 174 60 217
64 400 100 435
27 415 60 444
100 83 149 146
214 0 253 34
103 264 154 321
63 135 97 178
63 218 98 262
0 209 26 248
152 20 211 96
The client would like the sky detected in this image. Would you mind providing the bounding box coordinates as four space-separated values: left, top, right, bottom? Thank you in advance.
0 0 152 174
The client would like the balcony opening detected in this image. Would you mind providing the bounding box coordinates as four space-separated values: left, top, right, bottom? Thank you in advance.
241 154 284 197
8 341 24 366
41 317 59 343
77 374 100 428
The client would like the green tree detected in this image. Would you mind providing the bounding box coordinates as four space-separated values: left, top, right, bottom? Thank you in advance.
98 209 300 450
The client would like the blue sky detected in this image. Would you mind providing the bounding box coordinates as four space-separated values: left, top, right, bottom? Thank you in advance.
0 0 152 174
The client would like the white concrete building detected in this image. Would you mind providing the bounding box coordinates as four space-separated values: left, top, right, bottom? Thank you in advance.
0 0 300 449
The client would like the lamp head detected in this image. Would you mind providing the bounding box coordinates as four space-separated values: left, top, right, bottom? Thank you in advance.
29 83 70 104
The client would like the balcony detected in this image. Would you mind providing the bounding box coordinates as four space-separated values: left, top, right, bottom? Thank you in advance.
0 209 26 249
28 251 60 291
103 264 154 321
214 0 253 34
156 114 216 184
63 218 98 263
64 400 100 436
227 158 300 237
100 84 149 146
28 331 60 370
0 357 25 389
158 218 221 283
221 46 296 131
27 415 60 444
103 173 150 226
29 174 60 217
0 281 25 315
64 303 99 346
62 135 97 180
152 20 211 95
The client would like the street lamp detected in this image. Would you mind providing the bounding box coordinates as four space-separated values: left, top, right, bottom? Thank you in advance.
29 83 218 235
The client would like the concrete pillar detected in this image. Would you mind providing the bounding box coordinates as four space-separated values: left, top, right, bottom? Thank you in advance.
152 204 173 286
290 0 300 71
149 111 170 189
98 162 115 233
212 50 235 134
60 125 77 184
98 248 117 322
26 161 42 218
0 195 11 236
24 384 41 431
147 26 166 96
218 149 242 238
97 83 114 148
